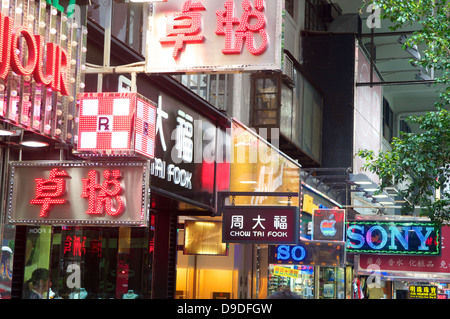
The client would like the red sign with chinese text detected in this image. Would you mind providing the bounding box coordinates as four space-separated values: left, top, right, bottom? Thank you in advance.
147 0 283 73
7 161 149 226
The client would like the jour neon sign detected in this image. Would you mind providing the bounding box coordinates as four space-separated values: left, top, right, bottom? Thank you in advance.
346 220 440 256
0 12 70 95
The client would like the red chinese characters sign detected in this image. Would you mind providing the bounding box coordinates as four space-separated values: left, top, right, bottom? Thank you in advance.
7 161 149 226
147 0 283 73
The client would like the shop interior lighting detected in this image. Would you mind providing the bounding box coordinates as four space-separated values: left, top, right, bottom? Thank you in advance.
0 129 18 136
19 140 49 148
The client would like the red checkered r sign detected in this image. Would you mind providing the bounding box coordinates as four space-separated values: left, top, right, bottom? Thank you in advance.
77 92 156 159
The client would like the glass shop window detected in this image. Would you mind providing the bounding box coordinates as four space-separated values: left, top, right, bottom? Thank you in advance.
20 225 154 299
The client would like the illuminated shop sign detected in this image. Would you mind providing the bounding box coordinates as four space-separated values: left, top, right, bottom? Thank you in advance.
7 161 149 226
76 92 156 159
0 0 86 141
346 220 440 256
268 241 345 267
408 285 438 299
312 209 345 242
146 0 283 73
150 92 229 210
222 206 299 244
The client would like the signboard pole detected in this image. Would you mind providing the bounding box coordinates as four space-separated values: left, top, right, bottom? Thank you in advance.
217 191 299 217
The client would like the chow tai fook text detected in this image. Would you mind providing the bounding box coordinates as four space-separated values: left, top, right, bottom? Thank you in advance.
147 0 283 73
6 161 149 226
222 206 300 244
346 220 440 256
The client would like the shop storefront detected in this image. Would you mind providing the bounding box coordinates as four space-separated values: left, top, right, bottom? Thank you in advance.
351 216 448 299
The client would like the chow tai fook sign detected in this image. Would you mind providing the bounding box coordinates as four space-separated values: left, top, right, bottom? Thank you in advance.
76 92 157 159
222 206 300 244
6 161 149 226
346 220 441 256
0 0 86 141
146 0 283 73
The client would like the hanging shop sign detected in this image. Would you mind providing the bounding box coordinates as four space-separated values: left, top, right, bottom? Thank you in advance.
312 209 345 242
76 92 157 159
6 161 149 226
146 0 283 73
0 0 86 141
184 221 227 256
346 220 440 256
268 241 346 267
150 92 229 211
408 285 438 299
222 206 299 244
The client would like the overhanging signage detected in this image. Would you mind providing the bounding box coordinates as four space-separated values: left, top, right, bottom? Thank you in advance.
222 206 299 244
346 220 440 256
7 161 149 226
0 0 85 141
268 242 345 267
150 91 229 210
146 0 283 73
76 92 157 159
312 209 345 242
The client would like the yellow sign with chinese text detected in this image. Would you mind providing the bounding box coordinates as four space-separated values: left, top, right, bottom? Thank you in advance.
273 266 299 279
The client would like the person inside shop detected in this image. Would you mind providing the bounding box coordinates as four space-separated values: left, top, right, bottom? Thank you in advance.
267 286 302 299
23 268 50 299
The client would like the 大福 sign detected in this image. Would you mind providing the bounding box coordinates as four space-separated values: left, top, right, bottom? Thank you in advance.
222 206 299 244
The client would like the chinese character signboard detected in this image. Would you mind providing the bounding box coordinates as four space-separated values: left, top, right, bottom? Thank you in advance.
222 206 299 244
312 209 345 242
7 161 149 226
150 92 230 211
408 285 438 299
76 92 156 159
146 0 283 73
0 0 86 142
346 220 440 256
268 241 346 267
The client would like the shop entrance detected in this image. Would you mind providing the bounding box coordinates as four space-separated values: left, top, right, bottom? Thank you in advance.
12 225 154 299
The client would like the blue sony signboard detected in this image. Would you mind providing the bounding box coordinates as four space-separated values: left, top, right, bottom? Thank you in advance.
346 220 441 256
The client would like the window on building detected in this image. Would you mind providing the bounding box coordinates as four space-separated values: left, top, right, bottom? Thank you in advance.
175 74 232 111
383 98 394 142
285 0 295 19
251 74 281 126
305 0 327 31
88 1 144 54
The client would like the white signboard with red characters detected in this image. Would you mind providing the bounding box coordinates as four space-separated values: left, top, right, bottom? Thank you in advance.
76 92 156 159
7 161 149 226
146 0 283 73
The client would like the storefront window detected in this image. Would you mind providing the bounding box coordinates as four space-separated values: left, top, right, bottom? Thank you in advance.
318 267 345 299
17 224 154 299
268 264 314 299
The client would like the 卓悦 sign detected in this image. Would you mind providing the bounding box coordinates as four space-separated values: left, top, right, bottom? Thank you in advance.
7 161 149 226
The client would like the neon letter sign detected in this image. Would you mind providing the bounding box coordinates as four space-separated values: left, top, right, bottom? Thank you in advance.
0 12 70 95
346 221 440 255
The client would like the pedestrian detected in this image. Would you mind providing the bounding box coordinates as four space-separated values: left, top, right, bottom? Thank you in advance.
267 287 302 299
23 268 50 299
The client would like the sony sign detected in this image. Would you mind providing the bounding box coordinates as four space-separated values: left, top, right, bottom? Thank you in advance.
346 220 441 256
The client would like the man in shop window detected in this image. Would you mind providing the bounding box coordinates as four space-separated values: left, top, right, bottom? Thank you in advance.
23 268 50 299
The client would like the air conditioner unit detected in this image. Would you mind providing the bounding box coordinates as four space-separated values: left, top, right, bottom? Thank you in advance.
282 53 294 84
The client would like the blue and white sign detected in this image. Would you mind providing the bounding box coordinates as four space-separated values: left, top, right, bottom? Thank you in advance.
268 241 345 267
346 220 440 256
